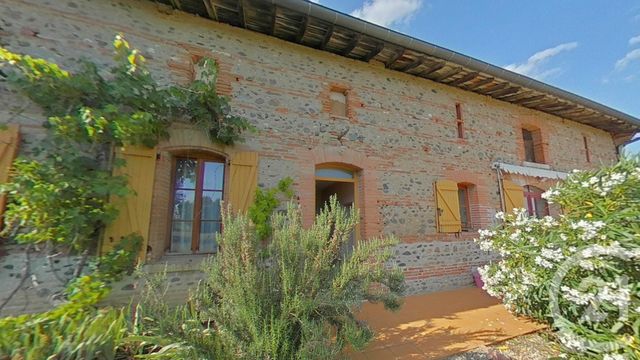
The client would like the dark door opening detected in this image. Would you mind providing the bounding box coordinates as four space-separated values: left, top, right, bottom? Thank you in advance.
315 168 357 256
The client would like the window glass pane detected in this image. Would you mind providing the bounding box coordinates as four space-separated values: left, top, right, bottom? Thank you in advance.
171 221 192 253
458 188 469 229
175 158 197 189
199 221 221 253
534 197 549 218
315 168 354 179
203 161 224 190
201 191 222 221
173 190 195 220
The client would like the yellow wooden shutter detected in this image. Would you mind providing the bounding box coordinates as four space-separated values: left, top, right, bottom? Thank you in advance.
435 179 461 233
228 151 258 213
0 125 20 231
502 179 525 214
102 145 156 262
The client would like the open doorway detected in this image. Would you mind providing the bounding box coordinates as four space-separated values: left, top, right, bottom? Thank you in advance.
315 166 358 255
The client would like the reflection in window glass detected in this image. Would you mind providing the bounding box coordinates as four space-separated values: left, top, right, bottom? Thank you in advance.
171 157 224 253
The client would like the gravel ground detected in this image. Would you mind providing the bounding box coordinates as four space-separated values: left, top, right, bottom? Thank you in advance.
444 331 562 360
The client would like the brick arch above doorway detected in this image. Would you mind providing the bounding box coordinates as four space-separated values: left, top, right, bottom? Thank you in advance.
296 146 383 239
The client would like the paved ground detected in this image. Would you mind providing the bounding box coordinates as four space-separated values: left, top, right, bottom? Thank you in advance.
351 287 546 359
444 332 562 360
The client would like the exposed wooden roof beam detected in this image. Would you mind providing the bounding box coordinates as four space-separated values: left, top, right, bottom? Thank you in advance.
464 77 494 91
202 0 218 20
430 66 462 81
419 62 446 76
397 56 423 72
270 6 278 35
296 16 309 43
170 0 182 9
499 91 533 102
492 87 521 98
446 72 479 86
237 0 246 28
363 42 384 62
385 48 405 68
529 99 560 109
320 25 334 50
536 103 573 112
478 82 508 95
341 33 361 56
514 94 547 105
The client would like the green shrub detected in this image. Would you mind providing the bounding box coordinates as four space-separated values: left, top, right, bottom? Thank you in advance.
134 196 404 360
248 177 294 239
476 158 640 359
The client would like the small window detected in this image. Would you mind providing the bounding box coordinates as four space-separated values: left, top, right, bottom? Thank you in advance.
522 127 545 163
330 89 347 117
583 136 591 163
457 185 471 231
455 103 464 139
171 156 225 253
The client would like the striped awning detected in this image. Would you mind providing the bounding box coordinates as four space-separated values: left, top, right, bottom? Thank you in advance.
493 162 568 180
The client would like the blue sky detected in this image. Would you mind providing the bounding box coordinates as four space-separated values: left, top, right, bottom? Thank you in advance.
313 0 640 122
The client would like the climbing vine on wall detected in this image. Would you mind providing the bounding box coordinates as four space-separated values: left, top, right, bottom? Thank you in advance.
0 34 252 308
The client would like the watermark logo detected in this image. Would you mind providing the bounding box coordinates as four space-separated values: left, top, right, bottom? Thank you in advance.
549 244 632 353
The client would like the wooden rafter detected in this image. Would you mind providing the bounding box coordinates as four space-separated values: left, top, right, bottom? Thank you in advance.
478 82 508 95
170 0 182 9
296 16 309 43
363 42 384 61
446 72 479 86
237 0 246 28
547 106 577 113
536 103 573 112
430 66 462 81
320 25 334 50
397 56 423 72
419 62 445 76
270 6 278 35
385 48 405 68
341 33 361 56
499 90 533 102
464 77 494 90
514 94 547 105
492 87 521 97
202 0 218 20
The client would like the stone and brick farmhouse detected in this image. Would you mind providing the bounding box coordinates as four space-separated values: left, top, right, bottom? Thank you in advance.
1 0 639 314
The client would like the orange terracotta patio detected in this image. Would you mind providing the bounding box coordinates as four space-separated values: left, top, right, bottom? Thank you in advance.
352 287 545 359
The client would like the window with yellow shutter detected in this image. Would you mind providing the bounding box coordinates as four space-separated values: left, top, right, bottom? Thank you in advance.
0 125 20 232
435 179 462 233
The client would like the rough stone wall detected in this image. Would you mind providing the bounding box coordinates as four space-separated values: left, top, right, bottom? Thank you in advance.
0 0 619 313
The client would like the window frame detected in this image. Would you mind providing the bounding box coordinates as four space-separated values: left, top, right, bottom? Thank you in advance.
169 153 226 254
457 184 472 231
523 185 549 218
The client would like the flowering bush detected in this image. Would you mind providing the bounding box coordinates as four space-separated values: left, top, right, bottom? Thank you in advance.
476 158 640 359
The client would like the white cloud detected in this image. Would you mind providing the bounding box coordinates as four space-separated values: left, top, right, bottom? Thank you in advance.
615 48 640 70
504 42 578 80
630 35 640 46
350 0 423 28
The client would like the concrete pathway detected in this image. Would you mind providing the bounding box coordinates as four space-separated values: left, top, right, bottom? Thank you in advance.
351 287 545 359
